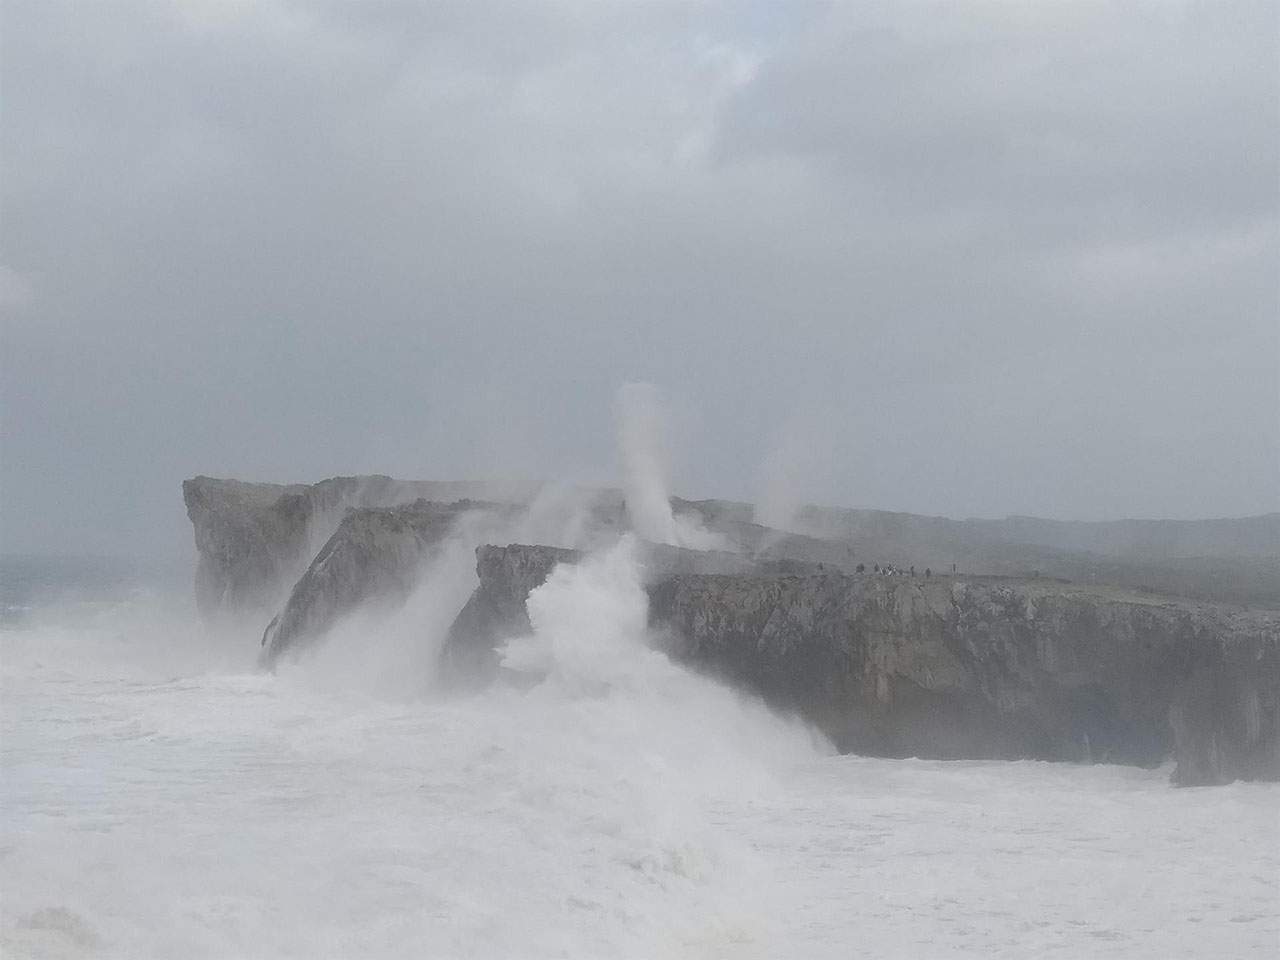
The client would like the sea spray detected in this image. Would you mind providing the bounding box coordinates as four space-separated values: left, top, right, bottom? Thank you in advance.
493 535 828 951
500 536 652 692
4 566 1277 957
268 492 625 695
276 528 484 698
615 383 726 551
501 535 827 774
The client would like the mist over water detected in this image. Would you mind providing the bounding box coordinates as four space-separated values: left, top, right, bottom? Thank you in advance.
4 579 1277 958
1 545 825 958
3 389 1278 958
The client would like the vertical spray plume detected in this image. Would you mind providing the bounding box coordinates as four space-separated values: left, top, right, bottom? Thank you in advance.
614 382 726 551
615 383 678 545
753 407 837 535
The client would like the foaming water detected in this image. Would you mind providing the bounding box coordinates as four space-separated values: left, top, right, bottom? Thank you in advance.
3 561 1278 958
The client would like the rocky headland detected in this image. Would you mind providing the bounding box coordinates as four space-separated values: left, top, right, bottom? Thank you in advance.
183 475 508 621
184 475 1280 786
259 499 520 666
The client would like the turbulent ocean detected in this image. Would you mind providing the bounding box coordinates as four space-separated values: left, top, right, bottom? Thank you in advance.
2 554 1277 960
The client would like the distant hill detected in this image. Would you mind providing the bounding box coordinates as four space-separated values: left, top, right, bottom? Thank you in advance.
672 500 1280 608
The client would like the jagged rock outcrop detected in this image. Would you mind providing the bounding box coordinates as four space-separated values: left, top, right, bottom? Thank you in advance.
183 477 314 620
261 499 517 666
442 544 583 683
183 475 502 620
445 547 1280 785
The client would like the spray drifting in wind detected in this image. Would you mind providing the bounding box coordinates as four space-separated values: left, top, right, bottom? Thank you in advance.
614 382 725 551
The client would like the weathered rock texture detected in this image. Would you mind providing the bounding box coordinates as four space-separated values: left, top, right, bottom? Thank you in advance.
653 575 1280 785
446 545 1280 786
1167 628 1280 786
183 475 500 620
260 499 518 666
442 544 583 683
440 541 826 682
183 477 1279 784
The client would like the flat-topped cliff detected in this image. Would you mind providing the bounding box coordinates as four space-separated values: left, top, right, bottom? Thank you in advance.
182 476 1280 785
651 573 1278 785
183 475 502 620
441 541 829 683
445 543 1279 786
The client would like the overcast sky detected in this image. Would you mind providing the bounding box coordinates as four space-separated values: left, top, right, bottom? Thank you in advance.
2 0 1277 559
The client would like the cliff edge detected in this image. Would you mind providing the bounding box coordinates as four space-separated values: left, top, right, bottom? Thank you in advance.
446 544 1280 786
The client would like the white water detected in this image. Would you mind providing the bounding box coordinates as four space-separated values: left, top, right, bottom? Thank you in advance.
3 552 1278 959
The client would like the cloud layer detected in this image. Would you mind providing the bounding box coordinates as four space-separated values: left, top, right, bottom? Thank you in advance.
2 0 1276 557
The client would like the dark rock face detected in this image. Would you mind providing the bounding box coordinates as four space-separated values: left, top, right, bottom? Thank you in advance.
652 576 1280 777
1168 622 1280 785
440 541 832 683
446 547 1280 785
261 499 515 666
183 475 499 620
442 544 583 683
183 477 313 620
183 476 1279 784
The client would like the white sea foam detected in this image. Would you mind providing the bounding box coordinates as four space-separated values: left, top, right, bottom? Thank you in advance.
2 580 1278 959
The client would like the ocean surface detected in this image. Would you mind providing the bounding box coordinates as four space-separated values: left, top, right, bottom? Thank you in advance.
2 554 1277 959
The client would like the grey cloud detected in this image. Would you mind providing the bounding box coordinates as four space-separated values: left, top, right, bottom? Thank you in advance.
1 0 1275 559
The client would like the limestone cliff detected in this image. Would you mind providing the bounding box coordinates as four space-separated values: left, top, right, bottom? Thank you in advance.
652 574 1279 784
442 544 583 683
445 545 1280 786
260 499 516 666
440 541 828 683
183 477 1279 784
183 475 500 620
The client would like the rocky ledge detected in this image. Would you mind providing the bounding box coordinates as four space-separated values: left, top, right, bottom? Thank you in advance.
445 544 1280 786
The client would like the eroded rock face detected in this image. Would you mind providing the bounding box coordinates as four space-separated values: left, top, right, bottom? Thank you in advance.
183 477 313 621
1168 620 1280 785
442 544 583 683
445 548 1280 784
183 475 499 621
183 477 1279 784
653 576 1280 773
260 499 516 666
439 541 831 683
